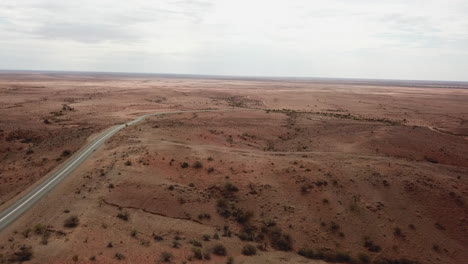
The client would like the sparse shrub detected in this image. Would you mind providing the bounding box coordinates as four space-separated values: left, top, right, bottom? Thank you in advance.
364 237 381 252
193 161 203 168
202 234 211 241
115 253 125 260
172 240 181 248
22 228 31 238
358 253 370 264
189 182 195 187
224 182 239 193
192 247 203 259
203 250 211 259
10 246 33 262
64 215 79 228
207 167 215 173
153 234 164 241
131 230 137 237
198 213 211 220
61 150 71 157
124 160 132 166
226 256 234 264
190 239 202 247
116 211 129 221
242 244 257 256
181 162 189 168
268 226 293 251
168 185 174 191
298 248 315 259
40 231 50 245
233 209 253 224
72 255 79 262
213 233 220 240
394 227 403 237
160 251 173 262
108 183 114 188
107 242 113 248
330 221 340 232
212 243 227 256
424 156 438 163
33 224 46 234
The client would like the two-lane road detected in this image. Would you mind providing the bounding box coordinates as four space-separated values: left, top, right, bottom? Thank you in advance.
0 110 213 231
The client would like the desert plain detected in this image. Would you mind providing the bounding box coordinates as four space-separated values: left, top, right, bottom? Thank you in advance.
0 72 467 264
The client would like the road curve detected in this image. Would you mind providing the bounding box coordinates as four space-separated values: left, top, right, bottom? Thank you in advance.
0 110 212 231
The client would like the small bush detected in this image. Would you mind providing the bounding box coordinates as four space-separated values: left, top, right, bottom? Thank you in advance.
298 248 315 259
192 247 203 259
212 243 227 256
202 234 211 241
224 182 239 193
193 161 203 168
172 240 181 248
61 150 72 157
116 211 129 221
198 213 211 220
227 256 234 264
207 167 215 173
10 246 33 262
64 215 79 228
115 253 125 260
160 252 173 262
190 239 202 247
153 234 164 241
181 162 189 168
364 238 381 252
358 253 370 264
124 160 132 166
394 227 403 237
242 244 257 256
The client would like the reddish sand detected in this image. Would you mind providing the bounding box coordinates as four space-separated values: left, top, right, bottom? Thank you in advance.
0 73 467 264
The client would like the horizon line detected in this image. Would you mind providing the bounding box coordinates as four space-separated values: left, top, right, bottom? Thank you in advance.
1 68 468 87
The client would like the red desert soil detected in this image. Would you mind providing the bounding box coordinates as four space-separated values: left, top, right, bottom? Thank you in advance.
0 72 467 264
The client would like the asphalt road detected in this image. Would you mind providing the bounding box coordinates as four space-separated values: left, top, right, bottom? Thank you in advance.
0 110 209 231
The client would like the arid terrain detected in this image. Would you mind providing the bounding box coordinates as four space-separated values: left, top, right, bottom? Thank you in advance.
0 72 467 264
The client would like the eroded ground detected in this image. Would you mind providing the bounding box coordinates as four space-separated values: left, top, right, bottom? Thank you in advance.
0 73 467 264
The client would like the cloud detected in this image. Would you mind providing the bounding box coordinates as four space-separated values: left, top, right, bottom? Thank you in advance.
0 0 467 80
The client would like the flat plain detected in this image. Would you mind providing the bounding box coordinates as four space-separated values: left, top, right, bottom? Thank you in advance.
0 72 467 264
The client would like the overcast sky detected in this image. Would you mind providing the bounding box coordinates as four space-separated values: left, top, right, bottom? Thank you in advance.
1 0 468 81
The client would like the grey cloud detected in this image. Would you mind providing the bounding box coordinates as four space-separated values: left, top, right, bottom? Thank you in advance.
33 23 139 43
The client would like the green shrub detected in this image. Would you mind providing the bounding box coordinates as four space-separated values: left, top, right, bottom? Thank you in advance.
160 252 173 262
242 244 257 256
212 243 227 256
116 211 129 221
224 183 239 193
10 246 33 262
193 161 203 168
64 216 79 228
192 247 203 259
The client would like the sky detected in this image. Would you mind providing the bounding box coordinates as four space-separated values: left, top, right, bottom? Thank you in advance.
1 0 468 81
